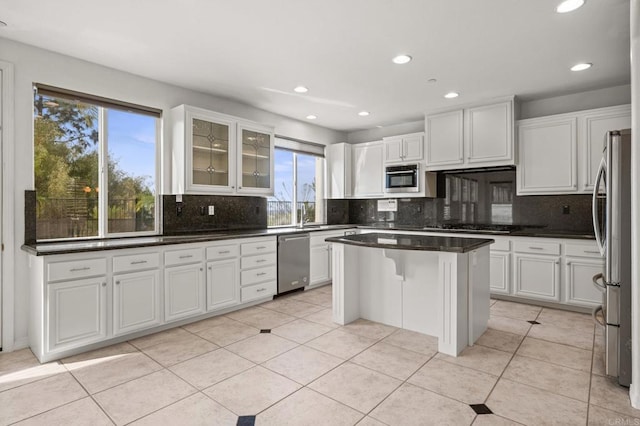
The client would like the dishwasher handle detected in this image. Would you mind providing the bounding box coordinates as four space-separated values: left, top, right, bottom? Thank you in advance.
278 235 310 243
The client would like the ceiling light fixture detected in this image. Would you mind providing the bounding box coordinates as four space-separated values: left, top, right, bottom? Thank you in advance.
358 111 370 117
392 55 412 65
444 92 459 99
294 86 308 93
570 62 592 71
306 115 317 120
556 0 585 13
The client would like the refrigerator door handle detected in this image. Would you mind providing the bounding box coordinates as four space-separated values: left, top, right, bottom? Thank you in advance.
592 305 605 327
592 273 606 293
592 157 606 256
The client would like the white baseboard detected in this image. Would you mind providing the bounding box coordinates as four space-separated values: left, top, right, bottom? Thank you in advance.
630 383 640 409
13 337 29 351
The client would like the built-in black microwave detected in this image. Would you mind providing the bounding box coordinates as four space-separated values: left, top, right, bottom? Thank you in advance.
385 163 419 193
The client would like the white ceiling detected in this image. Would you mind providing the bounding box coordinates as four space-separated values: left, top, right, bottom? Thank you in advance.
0 0 631 132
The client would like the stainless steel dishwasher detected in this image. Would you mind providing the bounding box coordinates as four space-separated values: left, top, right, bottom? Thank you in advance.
277 233 310 294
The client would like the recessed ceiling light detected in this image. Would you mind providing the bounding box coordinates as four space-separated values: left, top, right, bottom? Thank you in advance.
556 0 585 13
571 62 592 71
376 125 383 128
306 115 317 120
294 86 308 93
358 111 370 117
444 92 459 99
392 55 412 65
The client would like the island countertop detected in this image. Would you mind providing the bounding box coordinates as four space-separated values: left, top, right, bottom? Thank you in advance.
326 232 494 253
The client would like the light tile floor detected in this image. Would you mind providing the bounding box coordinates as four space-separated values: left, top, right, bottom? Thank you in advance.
2 286 640 425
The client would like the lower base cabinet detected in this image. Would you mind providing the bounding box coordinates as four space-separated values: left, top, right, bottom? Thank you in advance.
164 263 206 322
565 257 605 307
113 270 161 336
47 277 107 352
513 254 561 302
489 251 510 295
310 244 331 285
207 259 240 311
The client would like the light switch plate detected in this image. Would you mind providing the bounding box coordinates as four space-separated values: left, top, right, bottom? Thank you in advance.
208 205 215 215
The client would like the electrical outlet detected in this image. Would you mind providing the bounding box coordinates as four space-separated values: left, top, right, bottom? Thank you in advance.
199 206 206 215
208 205 215 215
562 205 570 214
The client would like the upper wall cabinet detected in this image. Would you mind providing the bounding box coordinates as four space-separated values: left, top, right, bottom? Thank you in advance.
425 98 515 170
383 133 424 163
516 104 631 195
171 105 274 196
352 141 384 198
325 143 352 199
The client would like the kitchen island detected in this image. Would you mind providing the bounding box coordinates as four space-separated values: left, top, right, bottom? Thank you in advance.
326 233 494 356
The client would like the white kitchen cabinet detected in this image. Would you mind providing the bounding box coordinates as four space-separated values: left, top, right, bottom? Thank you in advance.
207 258 240 311
513 253 561 302
239 237 277 302
565 257 604 307
164 247 206 322
310 244 331 285
426 98 515 170
489 252 510 295
236 120 274 195
465 101 514 166
113 270 161 336
352 141 384 198
383 133 424 163
325 143 352 199
580 105 632 192
47 277 107 352
171 104 274 196
517 116 578 194
425 110 464 168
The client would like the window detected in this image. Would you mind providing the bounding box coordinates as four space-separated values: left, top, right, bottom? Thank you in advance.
268 140 325 227
33 85 160 240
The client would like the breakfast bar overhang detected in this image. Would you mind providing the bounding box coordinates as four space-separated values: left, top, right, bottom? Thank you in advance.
326 233 494 356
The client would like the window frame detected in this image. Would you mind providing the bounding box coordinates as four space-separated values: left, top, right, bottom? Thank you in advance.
33 85 161 241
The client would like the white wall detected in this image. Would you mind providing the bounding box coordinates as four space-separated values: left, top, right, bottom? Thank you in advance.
347 120 424 144
629 0 639 410
0 37 346 348
519 84 631 119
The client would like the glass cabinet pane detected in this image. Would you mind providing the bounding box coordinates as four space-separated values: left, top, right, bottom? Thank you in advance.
241 129 271 189
191 118 230 186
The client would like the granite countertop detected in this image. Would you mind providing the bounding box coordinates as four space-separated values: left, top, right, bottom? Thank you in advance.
325 232 494 253
22 225 357 256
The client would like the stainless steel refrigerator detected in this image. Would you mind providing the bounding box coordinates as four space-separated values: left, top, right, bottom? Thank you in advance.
592 129 632 387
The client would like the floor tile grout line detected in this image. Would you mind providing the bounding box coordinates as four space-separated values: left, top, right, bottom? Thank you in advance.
585 322 598 425
64 365 118 426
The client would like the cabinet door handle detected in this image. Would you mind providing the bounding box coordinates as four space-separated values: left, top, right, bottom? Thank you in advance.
257 272 267 276
218 250 230 254
584 250 600 254
179 255 193 259
256 246 267 250
528 246 544 250
256 287 267 292
256 259 267 263
130 260 148 265
70 267 90 272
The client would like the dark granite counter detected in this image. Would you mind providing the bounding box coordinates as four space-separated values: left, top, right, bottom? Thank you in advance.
326 233 494 253
22 225 356 256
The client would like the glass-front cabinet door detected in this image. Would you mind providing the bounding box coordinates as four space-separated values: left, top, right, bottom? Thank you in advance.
187 110 236 193
237 121 274 195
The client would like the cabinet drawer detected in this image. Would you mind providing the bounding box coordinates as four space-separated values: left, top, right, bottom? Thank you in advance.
241 281 276 302
241 266 277 286
113 252 160 274
564 243 602 258
241 252 276 269
164 247 203 266
491 239 511 251
47 258 107 282
513 240 560 255
206 244 239 261
241 239 276 256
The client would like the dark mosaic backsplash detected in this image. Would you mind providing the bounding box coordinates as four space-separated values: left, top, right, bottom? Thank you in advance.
162 194 267 235
326 169 594 234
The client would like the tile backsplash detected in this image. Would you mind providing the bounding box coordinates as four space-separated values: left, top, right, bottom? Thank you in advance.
162 194 267 235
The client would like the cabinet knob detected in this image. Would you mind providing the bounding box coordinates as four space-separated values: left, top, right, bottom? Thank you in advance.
208 266 212 270
102 282 107 287
200 268 203 271
115 281 120 285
